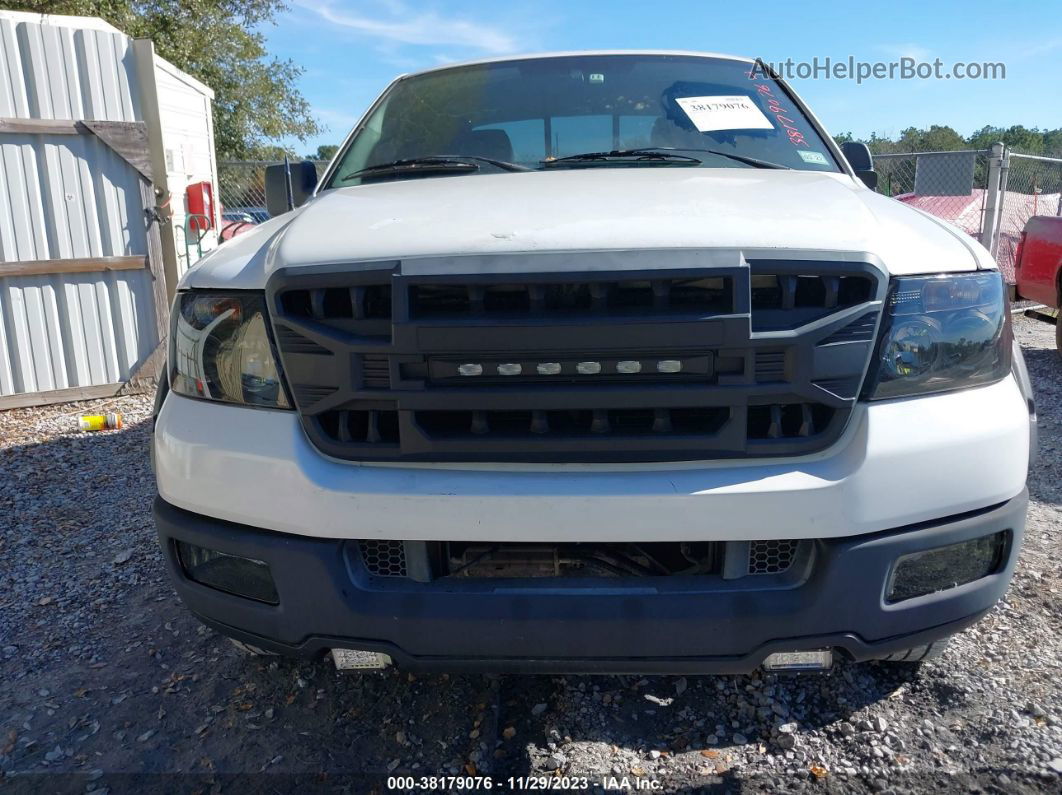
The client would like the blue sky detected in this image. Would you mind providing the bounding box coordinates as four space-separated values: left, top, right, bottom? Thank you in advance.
265 0 1062 155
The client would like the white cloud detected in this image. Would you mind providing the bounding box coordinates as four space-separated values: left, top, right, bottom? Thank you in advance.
294 0 518 54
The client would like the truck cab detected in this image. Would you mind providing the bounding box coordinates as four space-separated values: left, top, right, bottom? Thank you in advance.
152 51 1033 674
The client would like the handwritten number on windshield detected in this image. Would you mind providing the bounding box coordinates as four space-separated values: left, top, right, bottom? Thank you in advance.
747 76 810 148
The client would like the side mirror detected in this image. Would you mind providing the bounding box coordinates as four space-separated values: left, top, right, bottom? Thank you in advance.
265 160 319 216
841 142 877 190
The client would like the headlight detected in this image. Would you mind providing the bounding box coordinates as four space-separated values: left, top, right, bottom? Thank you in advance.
863 272 1010 400
170 292 291 409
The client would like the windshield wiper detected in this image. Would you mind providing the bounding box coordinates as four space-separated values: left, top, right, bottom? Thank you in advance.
542 149 702 167
340 155 530 182
644 147 792 170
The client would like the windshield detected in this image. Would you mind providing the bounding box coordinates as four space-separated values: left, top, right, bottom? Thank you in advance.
326 54 841 187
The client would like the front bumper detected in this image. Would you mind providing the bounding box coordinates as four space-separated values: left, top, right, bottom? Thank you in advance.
155 492 1027 674
153 376 1030 542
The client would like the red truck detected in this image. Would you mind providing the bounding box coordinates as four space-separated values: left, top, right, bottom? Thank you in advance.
1015 215 1062 354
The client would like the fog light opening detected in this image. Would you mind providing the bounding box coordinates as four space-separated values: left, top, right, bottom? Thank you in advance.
175 541 279 604
762 649 833 672
886 531 1008 604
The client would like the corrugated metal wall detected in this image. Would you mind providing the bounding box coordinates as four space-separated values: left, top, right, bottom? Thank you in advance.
0 15 141 121
0 13 158 397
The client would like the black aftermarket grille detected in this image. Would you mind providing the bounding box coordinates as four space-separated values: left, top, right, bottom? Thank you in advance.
267 256 885 463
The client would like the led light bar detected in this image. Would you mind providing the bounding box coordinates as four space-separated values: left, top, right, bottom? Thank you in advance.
451 358 697 377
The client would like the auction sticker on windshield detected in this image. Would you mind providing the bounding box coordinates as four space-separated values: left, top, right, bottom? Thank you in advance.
798 150 830 165
675 95 773 132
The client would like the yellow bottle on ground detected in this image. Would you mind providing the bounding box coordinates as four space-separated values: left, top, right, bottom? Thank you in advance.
77 413 123 431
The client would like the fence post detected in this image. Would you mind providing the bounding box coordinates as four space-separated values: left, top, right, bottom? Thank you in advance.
994 148 1012 261
980 142 1006 256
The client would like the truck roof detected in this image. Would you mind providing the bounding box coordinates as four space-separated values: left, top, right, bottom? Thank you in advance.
401 50 757 79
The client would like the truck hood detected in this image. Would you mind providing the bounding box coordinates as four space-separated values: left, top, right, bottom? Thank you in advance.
186 168 994 289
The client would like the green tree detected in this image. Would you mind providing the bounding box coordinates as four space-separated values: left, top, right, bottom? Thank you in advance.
1043 129 1062 158
309 144 339 161
966 125 1004 151
967 125 1046 155
1002 125 1043 154
254 144 299 161
847 126 1062 158
12 1 320 158
895 125 966 152
864 133 900 155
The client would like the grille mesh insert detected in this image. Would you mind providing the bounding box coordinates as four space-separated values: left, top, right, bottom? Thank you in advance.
360 540 407 577
748 540 799 575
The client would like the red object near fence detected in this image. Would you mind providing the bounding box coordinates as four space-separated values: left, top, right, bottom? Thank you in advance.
896 189 1062 284
220 220 256 241
1015 215 1062 309
186 181 215 231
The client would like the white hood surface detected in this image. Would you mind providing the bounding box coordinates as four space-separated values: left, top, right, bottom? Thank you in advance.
187 168 994 289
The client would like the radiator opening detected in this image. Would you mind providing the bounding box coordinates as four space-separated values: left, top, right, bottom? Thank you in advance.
356 539 811 582
442 541 722 578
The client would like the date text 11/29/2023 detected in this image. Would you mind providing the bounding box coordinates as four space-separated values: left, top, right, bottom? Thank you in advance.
386 775 664 790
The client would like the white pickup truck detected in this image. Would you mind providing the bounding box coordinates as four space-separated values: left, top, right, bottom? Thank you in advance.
152 51 1034 674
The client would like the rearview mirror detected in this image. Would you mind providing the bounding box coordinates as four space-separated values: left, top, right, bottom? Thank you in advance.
265 160 319 216
841 142 877 190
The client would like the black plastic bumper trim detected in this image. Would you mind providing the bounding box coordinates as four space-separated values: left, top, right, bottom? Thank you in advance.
193 611 989 675
154 490 1027 674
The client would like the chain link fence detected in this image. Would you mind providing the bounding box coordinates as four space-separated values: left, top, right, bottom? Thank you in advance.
995 153 1062 278
217 160 329 222
872 148 993 255
870 147 1062 282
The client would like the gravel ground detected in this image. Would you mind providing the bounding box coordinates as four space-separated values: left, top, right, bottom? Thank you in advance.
1 314 1060 794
